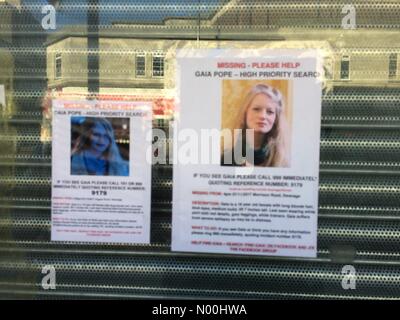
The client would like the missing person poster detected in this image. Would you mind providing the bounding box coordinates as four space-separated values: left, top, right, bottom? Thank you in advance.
51 99 152 244
172 49 323 257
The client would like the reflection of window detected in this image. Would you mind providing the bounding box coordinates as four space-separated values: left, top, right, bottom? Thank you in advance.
389 53 397 80
152 55 164 77
157 118 166 128
55 53 62 79
135 54 146 77
340 55 350 80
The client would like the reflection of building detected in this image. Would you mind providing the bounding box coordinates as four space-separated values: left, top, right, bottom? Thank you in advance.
0 0 16 115
47 36 172 94
46 1 400 102
1 0 48 117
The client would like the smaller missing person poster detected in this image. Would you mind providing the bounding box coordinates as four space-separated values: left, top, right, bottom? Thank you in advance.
172 48 323 258
51 99 152 244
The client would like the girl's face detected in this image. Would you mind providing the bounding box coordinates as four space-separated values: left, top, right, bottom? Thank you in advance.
90 122 111 154
246 93 278 134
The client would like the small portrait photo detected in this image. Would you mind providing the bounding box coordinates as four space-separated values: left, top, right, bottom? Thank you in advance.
220 79 292 167
70 117 130 176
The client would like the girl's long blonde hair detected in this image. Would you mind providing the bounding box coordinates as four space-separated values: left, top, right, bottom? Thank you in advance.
72 117 127 175
231 84 290 167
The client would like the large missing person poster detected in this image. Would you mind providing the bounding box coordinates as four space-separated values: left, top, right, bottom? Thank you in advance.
51 99 152 244
172 49 323 257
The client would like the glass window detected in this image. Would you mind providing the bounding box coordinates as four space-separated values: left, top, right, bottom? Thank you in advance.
135 54 146 77
55 53 62 79
2 0 400 302
152 55 164 77
389 53 397 80
340 55 350 80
